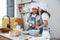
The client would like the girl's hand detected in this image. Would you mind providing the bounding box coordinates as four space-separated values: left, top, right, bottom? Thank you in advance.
32 24 36 28
35 26 40 30
28 23 30 26
27 23 31 27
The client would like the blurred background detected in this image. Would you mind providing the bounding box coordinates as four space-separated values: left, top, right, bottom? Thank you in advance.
0 0 60 39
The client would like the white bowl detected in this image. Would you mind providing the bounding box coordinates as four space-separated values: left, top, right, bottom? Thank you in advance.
22 31 29 35
29 30 39 36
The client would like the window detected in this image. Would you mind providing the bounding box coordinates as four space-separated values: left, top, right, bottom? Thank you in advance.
0 0 7 27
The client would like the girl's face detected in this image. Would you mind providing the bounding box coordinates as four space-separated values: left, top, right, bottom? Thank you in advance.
39 8 42 13
32 8 38 14
39 8 43 15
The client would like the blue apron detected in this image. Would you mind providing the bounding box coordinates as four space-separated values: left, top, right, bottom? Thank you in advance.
39 16 44 34
27 15 44 34
27 15 36 31
39 15 51 34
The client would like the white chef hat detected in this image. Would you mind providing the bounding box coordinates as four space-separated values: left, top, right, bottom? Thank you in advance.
29 3 39 12
38 2 48 11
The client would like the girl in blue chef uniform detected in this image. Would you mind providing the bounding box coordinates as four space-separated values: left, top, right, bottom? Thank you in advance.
35 5 51 34
26 8 40 30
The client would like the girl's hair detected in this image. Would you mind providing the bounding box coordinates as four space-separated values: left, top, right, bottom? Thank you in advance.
30 9 39 15
40 9 51 18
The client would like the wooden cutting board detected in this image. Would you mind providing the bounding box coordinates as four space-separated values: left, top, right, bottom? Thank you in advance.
0 28 12 33
0 35 12 40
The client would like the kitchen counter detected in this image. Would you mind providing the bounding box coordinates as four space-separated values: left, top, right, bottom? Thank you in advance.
0 30 50 40
0 33 46 40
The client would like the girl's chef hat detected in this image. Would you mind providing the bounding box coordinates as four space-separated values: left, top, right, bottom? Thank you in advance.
38 2 48 11
29 3 39 12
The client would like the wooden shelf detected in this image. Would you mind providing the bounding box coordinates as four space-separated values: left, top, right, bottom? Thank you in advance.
20 12 31 14
19 1 36 5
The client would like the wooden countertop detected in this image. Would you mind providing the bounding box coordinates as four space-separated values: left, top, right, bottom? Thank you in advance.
0 28 12 33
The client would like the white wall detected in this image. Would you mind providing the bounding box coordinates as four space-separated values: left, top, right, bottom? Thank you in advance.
46 0 60 38
15 0 23 18
0 0 7 27
15 0 60 38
